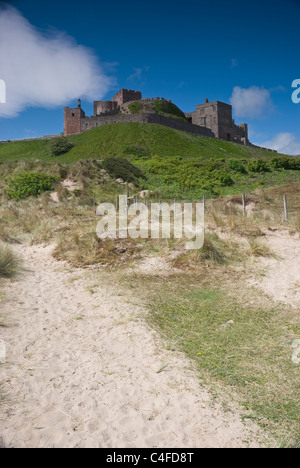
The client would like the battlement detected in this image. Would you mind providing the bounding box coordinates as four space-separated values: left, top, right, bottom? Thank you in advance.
111 88 142 107
63 90 250 146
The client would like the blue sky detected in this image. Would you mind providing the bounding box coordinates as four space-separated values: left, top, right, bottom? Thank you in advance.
0 0 300 154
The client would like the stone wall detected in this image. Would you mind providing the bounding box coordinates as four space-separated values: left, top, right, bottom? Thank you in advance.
111 89 142 106
187 100 249 145
78 112 215 138
93 100 119 116
64 107 85 136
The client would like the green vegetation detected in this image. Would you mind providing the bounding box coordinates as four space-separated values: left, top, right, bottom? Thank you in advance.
128 102 143 114
0 123 285 163
248 159 270 173
6 172 58 201
102 157 145 184
154 100 188 121
271 156 300 170
134 273 300 443
0 122 299 447
50 136 74 156
0 124 298 200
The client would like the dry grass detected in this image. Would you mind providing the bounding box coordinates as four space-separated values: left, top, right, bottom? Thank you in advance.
172 232 229 269
0 244 22 278
245 237 276 258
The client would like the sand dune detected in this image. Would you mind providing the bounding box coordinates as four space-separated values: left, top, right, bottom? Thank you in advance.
0 244 265 448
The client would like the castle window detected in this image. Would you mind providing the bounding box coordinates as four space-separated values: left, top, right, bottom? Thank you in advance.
72 111 75 116
85 123 89 130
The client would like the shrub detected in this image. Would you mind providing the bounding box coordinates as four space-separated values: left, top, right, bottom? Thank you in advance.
0 245 21 278
6 172 58 201
248 159 269 173
228 159 247 174
123 145 150 158
102 157 145 184
271 157 300 170
50 137 74 156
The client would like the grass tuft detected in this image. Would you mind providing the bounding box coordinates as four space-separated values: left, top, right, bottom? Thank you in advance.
0 244 22 278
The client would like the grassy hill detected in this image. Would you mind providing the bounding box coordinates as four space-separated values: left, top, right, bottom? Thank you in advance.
0 123 299 200
0 122 286 162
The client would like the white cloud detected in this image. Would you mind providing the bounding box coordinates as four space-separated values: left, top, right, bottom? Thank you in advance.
230 86 273 119
258 133 300 156
0 5 113 117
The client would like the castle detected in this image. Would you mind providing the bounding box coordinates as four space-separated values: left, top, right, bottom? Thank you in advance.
64 89 250 145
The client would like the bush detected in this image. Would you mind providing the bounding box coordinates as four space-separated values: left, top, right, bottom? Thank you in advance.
248 159 269 173
6 172 58 201
50 137 74 156
228 159 247 174
0 245 21 278
102 157 145 184
271 157 300 170
123 145 150 158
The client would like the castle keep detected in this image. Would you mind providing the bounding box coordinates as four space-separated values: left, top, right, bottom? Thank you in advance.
64 89 250 145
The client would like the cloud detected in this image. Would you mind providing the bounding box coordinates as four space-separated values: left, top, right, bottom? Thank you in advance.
258 133 300 156
230 86 273 119
0 5 113 117
127 66 149 82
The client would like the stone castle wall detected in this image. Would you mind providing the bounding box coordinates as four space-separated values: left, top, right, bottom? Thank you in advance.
111 89 142 107
64 89 248 145
78 112 215 138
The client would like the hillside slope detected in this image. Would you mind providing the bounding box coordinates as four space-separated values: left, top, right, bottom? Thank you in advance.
0 123 299 199
0 122 287 163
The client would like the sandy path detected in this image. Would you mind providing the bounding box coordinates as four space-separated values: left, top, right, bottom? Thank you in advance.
249 230 300 308
0 244 265 448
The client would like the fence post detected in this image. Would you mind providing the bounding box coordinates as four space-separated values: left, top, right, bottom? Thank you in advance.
242 193 246 217
203 195 206 211
283 195 288 222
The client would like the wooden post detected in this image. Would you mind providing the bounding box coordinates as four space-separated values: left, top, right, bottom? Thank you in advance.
242 193 246 217
203 195 206 211
283 195 288 222
116 196 119 213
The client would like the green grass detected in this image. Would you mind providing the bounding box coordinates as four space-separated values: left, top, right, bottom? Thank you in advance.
1 123 298 200
123 270 300 445
0 122 289 163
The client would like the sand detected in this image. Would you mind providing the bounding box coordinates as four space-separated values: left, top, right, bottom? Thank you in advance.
249 230 300 308
0 244 266 448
